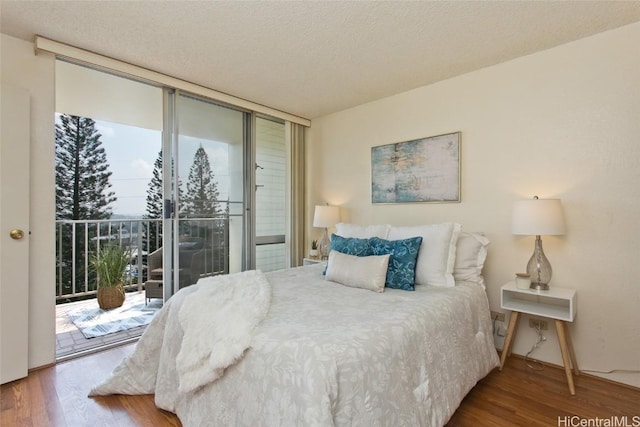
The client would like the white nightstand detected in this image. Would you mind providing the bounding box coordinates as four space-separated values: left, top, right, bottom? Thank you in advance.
499 282 579 395
303 257 324 266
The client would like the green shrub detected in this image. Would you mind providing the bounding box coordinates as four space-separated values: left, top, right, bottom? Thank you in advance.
90 245 129 288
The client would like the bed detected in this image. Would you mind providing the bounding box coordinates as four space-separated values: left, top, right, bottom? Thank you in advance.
91 224 500 426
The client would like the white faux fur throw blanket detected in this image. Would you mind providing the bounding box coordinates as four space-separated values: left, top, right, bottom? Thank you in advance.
176 270 271 393
89 270 271 398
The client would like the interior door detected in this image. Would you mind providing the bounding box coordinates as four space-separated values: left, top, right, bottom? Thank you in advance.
0 84 30 384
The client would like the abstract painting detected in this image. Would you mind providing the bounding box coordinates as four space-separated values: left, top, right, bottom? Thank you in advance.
371 132 460 204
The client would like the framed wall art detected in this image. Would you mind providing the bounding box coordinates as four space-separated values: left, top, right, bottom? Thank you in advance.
371 131 460 204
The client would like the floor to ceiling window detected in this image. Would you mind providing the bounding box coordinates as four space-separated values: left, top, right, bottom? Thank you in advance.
54 60 294 359
54 60 163 359
176 93 245 279
255 116 288 272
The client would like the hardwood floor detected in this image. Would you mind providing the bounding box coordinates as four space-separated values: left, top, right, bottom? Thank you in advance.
2 344 638 426
447 358 639 427
1 344 179 427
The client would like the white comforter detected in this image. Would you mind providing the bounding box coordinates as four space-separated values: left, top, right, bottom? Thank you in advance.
92 264 499 427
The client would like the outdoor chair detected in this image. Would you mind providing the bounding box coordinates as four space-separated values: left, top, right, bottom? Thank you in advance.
145 240 205 302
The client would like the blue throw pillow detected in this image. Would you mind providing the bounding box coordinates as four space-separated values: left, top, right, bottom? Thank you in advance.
368 236 423 291
330 234 371 256
324 234 371 276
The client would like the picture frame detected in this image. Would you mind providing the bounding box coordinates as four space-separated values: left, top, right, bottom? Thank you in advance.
371 131 461 204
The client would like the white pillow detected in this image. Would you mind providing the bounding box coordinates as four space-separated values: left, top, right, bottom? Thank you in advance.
335 223 390 239
453 232 490 288
388 223 461 287
325 250 390 293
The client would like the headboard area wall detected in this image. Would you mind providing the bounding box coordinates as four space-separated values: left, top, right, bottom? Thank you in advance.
306 22 640 387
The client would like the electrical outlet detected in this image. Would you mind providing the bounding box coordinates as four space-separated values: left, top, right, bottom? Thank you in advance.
491 311 506 350
490 311 505 322
529 318 548 330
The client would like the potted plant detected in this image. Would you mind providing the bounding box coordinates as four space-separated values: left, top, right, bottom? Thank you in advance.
310 240 319 258
91 244 129 310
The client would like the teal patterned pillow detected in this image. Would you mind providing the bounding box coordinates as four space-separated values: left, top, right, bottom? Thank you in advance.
330 234 371 256
324 234 372 276
368 236 423 291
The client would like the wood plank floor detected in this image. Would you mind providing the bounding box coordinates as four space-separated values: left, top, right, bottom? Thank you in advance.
2 343 638 426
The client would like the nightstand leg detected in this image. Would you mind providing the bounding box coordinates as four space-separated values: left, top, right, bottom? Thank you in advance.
500 311 520 371
507 317 520 358
555 320 576 395
564 322 580 375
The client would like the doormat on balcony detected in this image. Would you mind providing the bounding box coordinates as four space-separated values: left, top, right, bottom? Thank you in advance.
67 296 162 339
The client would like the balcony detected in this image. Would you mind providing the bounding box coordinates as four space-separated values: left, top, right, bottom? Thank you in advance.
55 216 229 359
56 291 156 359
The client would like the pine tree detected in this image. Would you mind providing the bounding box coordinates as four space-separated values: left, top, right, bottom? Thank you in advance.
143 150 163 253
182 145 221 218
55 114 116 297
145 150 164 220
56 114 116 220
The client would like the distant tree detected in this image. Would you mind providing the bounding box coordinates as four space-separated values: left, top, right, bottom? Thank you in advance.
55 114 116 298
143 151 163 253
145 151 164 219
182 145 222 218
143 150 186 252
56 114 115 220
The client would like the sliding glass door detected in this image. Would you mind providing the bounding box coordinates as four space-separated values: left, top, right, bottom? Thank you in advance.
54 64 295 305
161 92 248 298
53 60 300 359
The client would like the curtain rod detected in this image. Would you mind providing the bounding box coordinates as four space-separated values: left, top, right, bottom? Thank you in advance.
35 36 311 127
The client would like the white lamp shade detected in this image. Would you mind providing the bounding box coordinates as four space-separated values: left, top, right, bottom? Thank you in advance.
512 198 566 236
313 205 340 228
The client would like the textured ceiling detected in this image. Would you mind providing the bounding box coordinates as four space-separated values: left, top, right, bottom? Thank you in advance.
2 1 640 119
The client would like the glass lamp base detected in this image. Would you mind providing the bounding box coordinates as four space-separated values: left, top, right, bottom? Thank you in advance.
318 229 330 260
526 235 552 290
529 282 549 291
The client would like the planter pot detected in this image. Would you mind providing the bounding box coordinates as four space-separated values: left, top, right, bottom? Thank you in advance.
97 284 125 310
309 249 318 257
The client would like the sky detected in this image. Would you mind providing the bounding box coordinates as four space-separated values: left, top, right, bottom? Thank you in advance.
91 119 231 217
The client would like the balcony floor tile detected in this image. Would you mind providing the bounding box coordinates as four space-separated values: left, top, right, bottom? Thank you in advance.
56 291 159 359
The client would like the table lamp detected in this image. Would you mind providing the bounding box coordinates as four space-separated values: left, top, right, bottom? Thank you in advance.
313 205 340 259
512 196 566 290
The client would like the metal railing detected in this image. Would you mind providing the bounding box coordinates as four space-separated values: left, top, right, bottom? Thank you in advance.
55 216 230 302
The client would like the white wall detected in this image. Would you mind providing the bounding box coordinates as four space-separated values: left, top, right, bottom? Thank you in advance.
1 34 56 369
307 23 640 387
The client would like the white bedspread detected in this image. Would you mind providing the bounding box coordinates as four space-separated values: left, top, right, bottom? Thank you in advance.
91 264 499 427
90 270 271 396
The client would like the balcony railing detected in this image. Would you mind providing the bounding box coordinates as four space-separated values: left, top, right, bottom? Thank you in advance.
55 216 230 302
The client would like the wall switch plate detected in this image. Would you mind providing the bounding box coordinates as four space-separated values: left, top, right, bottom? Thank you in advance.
529 318 548 330
490 311 505 322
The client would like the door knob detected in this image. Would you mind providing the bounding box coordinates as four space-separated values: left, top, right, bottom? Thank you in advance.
10 229 24 240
